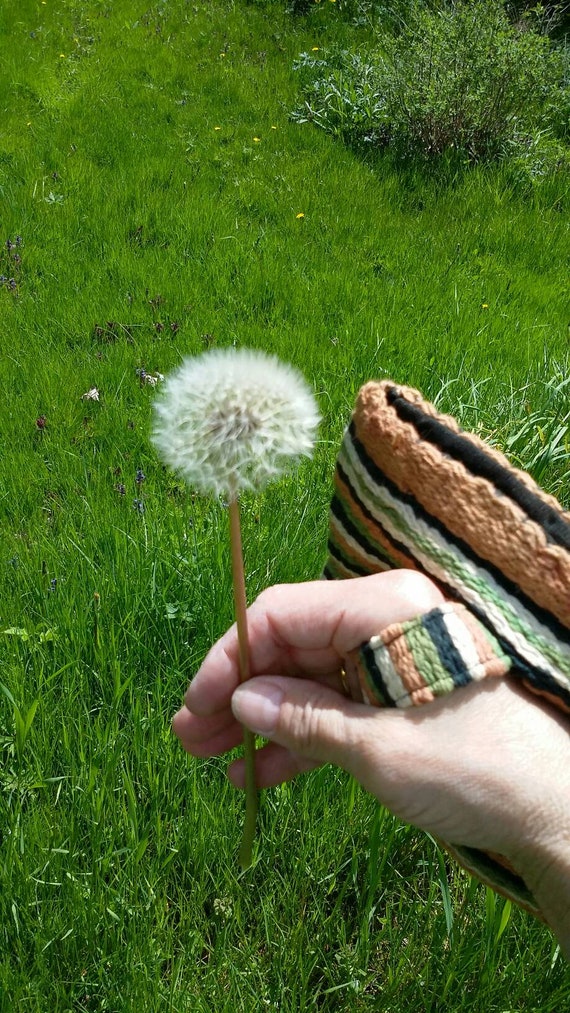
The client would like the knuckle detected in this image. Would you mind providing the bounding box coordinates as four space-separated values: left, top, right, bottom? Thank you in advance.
252 583 287 612
397 570 445 611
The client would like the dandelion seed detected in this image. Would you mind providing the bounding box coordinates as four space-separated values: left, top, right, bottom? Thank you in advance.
136 367 164 387
81 387 100 401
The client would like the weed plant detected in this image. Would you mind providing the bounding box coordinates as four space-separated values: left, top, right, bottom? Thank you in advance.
291 0 570 167
0 0 569 1009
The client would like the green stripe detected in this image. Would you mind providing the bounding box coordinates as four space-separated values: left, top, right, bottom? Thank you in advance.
402 621 456 697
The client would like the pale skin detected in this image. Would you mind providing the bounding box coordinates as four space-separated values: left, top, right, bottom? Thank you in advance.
173 571 570 957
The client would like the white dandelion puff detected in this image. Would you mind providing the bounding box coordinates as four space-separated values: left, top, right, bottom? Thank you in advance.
152 348 320 497
152 347 320 869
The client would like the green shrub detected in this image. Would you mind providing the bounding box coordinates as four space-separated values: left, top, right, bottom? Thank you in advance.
292 0 570 163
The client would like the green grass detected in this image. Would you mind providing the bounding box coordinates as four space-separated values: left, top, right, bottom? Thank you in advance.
1 1 569 1009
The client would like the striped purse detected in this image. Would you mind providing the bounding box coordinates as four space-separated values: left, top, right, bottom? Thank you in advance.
325 380 570 915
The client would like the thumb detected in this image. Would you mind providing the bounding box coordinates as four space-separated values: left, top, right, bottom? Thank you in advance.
231 675 382 776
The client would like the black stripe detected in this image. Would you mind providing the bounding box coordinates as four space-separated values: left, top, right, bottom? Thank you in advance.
386 386 570 552
346 420 570 648
453 846 532 902
361 641 396 707
421 610 472 688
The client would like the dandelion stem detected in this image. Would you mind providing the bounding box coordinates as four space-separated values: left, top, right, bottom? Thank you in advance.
228 495 258 869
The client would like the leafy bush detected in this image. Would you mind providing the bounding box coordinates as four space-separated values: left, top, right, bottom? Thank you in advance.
292 0 570 163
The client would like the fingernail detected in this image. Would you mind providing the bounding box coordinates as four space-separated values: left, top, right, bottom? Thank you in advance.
232 680 284 736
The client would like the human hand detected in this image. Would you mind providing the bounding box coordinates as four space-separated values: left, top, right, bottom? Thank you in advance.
172 572 570 952
173 570 444 785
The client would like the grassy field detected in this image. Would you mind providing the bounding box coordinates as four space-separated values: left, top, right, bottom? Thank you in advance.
1 0 569 1009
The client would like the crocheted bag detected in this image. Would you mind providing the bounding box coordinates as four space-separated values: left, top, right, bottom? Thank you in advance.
324 380 570 916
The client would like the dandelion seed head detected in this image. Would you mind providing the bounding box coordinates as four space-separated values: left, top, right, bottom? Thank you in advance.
152 348 320 497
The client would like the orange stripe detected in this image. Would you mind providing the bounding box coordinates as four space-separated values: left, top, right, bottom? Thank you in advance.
381 624 435 704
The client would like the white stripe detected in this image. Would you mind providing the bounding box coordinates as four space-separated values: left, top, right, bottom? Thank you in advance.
368 633 411 707
441 607 490 682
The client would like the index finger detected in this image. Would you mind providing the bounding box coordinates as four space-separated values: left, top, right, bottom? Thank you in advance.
184 572 444 716
185 580 337 716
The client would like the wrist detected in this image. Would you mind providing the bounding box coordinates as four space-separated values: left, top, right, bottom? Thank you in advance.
516 840 570 957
